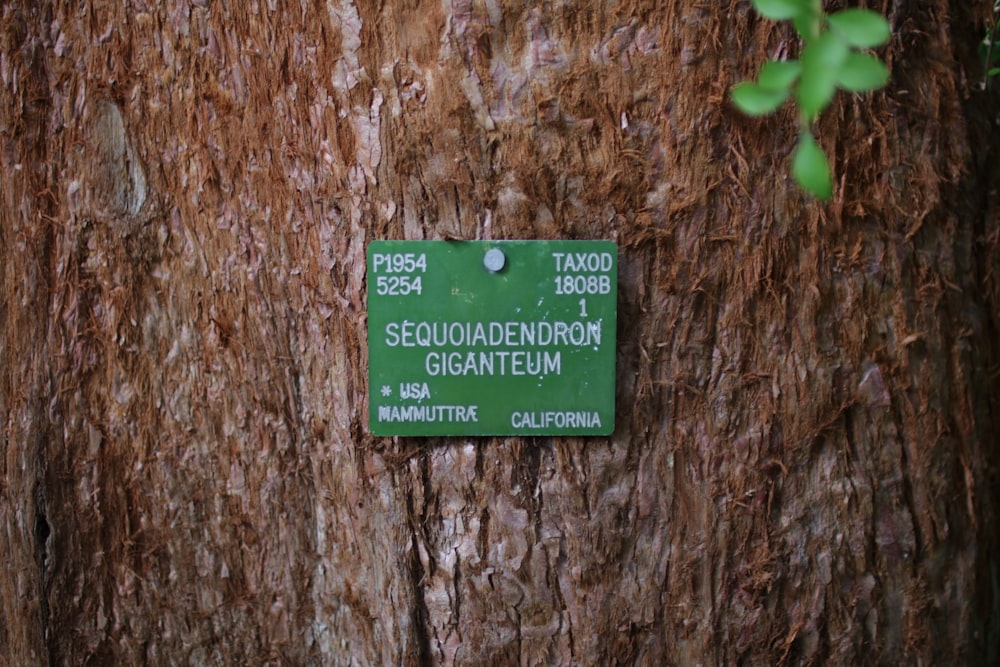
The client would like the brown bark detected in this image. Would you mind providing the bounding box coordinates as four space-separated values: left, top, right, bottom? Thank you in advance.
2 0 998 664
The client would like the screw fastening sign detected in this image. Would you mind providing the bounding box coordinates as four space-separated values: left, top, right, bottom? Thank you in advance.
367 240 617 436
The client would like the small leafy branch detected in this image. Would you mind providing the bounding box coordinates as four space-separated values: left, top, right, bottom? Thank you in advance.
731 0 891 200
981 0 1000 89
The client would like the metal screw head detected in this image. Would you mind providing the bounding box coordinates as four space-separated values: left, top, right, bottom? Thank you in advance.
483 248 506 273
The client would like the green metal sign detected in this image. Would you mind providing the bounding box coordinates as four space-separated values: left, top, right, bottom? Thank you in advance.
367 240 617 436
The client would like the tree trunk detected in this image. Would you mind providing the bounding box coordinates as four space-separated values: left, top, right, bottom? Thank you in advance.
2 0 998 664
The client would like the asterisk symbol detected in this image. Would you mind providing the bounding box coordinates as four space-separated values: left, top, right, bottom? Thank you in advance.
380 385 392 397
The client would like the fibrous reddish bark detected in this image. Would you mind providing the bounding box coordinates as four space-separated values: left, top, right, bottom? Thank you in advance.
2 0 998 664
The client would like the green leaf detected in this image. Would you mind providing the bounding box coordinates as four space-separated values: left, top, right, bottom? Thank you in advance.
827 9 891 48
796 32 849 120
984 46 1000 66
836 52 890 91
793 12 820 40
752 0 813 21
990 66 1000 77
793 133 833 200
731 82 790 116
758 60 802 89
979 38 998 64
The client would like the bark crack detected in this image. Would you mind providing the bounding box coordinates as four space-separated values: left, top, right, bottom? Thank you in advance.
451 547 462 634
408 527 433 667
33 490 51 664
405 467 433 667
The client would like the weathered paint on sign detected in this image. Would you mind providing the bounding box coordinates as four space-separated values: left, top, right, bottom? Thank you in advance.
367 240 617 436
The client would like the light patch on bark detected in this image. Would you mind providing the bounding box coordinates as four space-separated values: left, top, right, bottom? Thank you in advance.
352 89 384 184
328 0 364 93
78 100 147 228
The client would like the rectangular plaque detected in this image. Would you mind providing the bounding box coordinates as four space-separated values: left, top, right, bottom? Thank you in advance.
367 240 617 436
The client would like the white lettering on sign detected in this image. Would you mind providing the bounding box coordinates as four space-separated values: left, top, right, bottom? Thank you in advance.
554 274 612 295
399 382 431 400
510 411 602 429
378 404 479 423
552 252 614 273
551 251 614 301
384 320 601 348
372 253 427 274
425 350 561 376
375 275 423 296
381 319 603 379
